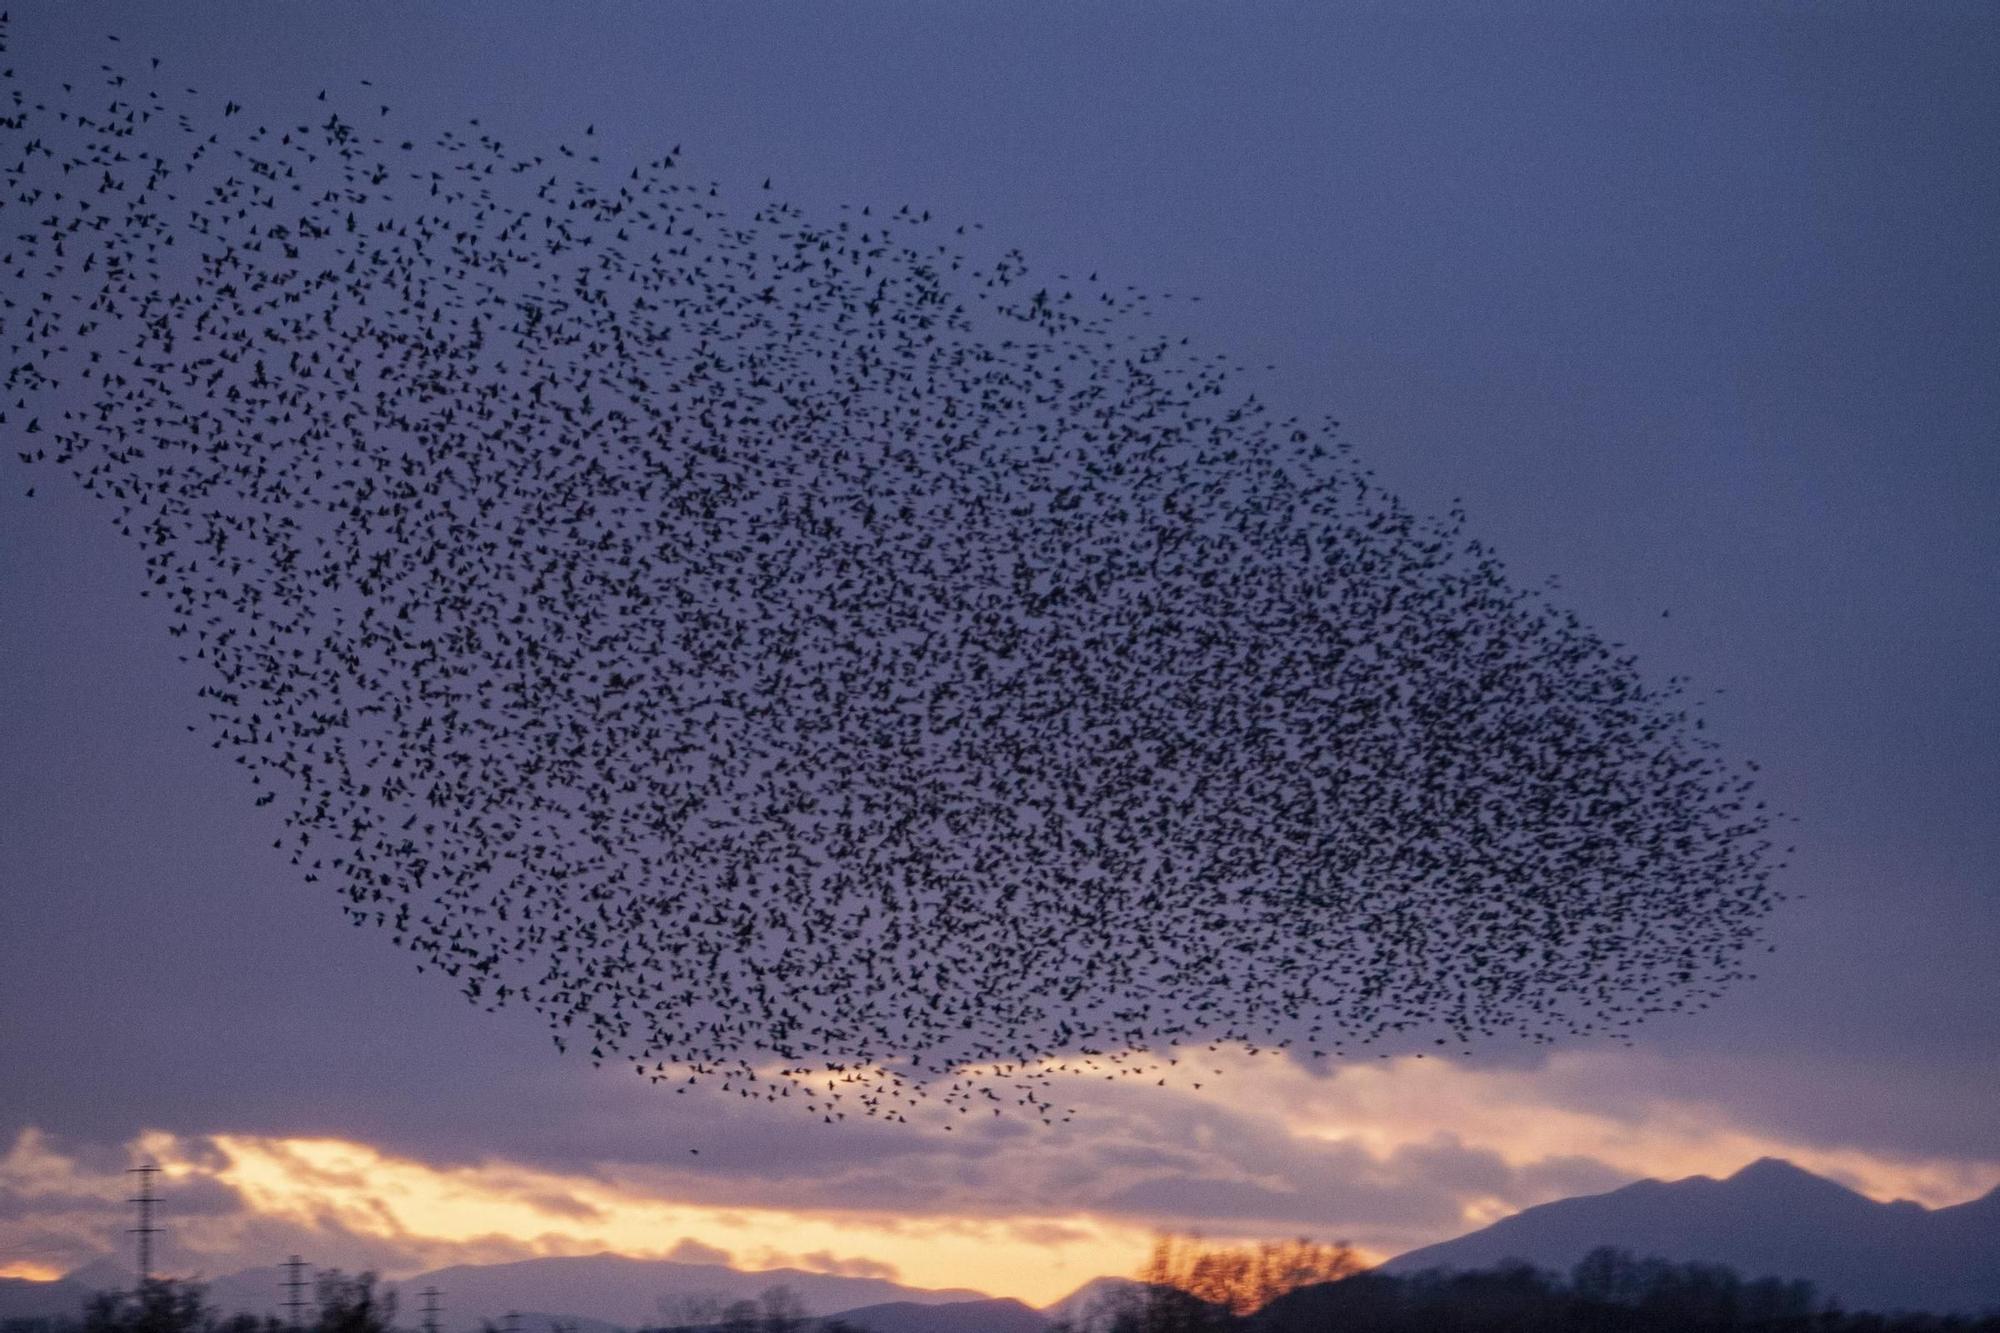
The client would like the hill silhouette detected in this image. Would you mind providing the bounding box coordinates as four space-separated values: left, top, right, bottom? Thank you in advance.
1382 1157 2000 1313
392 1254 984 1330
1036 1278 1144 1329
815 1297 1048 1333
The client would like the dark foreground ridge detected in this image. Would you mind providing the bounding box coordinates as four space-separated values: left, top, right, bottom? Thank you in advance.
1381 1157 2000 1315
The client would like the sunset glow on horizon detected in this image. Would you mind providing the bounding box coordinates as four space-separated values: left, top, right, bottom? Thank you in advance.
6 1047 1996 1305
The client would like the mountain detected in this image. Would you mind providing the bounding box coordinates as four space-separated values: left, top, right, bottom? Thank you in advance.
1037 1279 1143 1330
0 1276 97 1322
390 1253 986 1331
1381 1157 2000 1314
819 1297 1048 1333
0 1252 987 1333
58 1260 132 1294
180 1265 297 1323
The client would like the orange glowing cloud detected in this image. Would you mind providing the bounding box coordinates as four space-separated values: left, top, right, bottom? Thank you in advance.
0 1261 66 1281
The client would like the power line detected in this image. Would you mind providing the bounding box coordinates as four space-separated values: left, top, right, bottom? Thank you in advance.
284 1255 311 1331
126 1163 162 1288
420 1286 442 1333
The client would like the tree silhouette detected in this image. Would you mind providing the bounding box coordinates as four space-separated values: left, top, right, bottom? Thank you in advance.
651 1286 808 1333
81 1281 212 1333
309 1271 394 1333
1077 1235 1366 1333
79 1282 282 1333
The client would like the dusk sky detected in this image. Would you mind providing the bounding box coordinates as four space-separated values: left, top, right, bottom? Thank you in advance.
3 0 1997 1310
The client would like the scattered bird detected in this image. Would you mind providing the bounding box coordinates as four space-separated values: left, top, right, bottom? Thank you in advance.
0 20 1787 1126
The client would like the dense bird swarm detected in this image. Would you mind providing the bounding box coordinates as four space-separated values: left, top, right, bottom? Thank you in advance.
3 23 1786 1124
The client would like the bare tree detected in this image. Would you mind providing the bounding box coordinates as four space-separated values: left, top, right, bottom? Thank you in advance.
1108 1234 1366 1333
652 1287 805 1333
310 1271 395 1333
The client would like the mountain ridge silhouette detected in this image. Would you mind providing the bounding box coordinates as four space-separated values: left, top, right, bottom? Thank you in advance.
1381 1156 2000 1313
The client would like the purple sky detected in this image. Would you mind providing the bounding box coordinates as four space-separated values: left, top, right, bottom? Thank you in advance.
3 0 1996 1301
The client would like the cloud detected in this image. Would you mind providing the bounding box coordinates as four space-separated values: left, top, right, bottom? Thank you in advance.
166 1177 252 1219
0 1186 123 1223
0 1260 68 1281
0 1131 609 1286
663 1238 733 1267
513 1193 603 1223
0 1129 1150 1303
782 1251 900 1282
1007 1222 1093 1248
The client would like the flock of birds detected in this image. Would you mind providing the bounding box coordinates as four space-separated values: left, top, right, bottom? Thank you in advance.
3 20 1785 1126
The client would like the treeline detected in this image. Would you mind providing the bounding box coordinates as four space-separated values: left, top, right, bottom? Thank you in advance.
2 1275 839 1333
3 1271 400 1333
1072 1238 2000 1333
8 1243 1997 1333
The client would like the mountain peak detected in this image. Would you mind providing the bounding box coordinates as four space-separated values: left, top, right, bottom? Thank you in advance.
1040 1276 1142 1321
1719 1157 1868 1204
1727 1156 1817 1184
